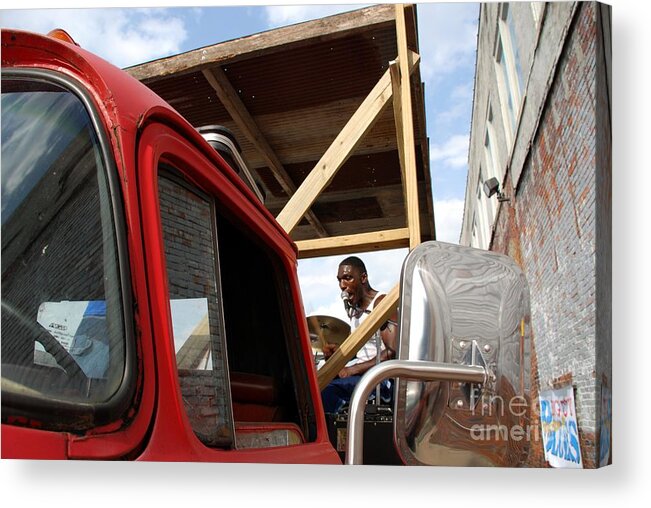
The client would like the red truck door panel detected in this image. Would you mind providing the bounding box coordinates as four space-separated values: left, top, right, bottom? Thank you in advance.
135 122 339 464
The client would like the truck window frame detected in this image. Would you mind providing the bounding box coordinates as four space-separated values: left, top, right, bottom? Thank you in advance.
138 121 319 455
157 167 236 448
0 69 136 431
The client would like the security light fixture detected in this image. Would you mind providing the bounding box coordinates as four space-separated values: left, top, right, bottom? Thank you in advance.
483 177 510 202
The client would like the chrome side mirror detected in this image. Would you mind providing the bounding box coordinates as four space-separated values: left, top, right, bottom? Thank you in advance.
394 241 531 467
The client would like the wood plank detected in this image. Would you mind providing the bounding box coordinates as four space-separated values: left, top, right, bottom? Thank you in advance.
296 228 409 259
244 98 399 169
416 81 436 240
276 50 420 235
289 203 434 242
317 284 400 390
176 315 210 369
202 66 328 238
389 59 409 213
405 3 420 52
126 4 396 82
265 183 405 213
395 4 422 249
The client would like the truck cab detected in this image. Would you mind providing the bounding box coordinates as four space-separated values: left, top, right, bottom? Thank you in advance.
1 29 339 463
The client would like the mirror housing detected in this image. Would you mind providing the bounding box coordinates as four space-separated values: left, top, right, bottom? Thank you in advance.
394 241 531 466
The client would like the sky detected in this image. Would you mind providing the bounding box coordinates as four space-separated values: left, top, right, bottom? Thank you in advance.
0 1 479 322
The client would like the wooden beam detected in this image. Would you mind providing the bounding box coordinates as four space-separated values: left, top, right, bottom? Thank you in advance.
233 97 399 169
126 4 396 82
417 81 436 241
202 66 328 238
267 182 411 212
176 315 210 370
317 284 400 390
276 50 420 235
389 60 409 211
296 228 410 259
395 4 422 250
276 68 392 234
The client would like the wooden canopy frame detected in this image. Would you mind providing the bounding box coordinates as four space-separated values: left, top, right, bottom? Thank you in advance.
127 4 428 390
273 5 424 390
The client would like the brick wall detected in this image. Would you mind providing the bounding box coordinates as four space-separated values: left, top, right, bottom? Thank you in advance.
490 2 610 468
2 153 107 365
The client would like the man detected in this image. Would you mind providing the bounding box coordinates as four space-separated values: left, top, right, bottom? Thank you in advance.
321 256 398 414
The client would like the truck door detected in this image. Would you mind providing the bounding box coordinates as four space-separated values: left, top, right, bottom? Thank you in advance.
136 122 339 463
1 70 148 459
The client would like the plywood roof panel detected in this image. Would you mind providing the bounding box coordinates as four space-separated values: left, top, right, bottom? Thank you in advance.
126 4 435 246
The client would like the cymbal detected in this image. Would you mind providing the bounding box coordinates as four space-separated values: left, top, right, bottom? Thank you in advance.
307 315 350 350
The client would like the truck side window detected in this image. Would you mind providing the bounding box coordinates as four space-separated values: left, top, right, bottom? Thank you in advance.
158 164 316 449
1 76 128 428
158 171 234 448
215 209 317 446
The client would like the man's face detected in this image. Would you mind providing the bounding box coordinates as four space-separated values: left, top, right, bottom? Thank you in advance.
337 264 366 306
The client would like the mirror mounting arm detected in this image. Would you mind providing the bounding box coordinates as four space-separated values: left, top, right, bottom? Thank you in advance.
345 360 487 465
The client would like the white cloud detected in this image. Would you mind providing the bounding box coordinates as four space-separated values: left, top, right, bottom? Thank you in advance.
264 4 366 27
417 3 479 81
451 82 473 101
433 198 464 244
434 83 474 126
0 8 188 68
297 248 407 322
309 299 349 323
429 134 469 169
435 101 466 126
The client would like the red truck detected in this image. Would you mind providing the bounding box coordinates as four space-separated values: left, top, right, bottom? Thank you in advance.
1 29 532 466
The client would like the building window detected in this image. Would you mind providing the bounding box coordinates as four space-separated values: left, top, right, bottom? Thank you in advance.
478 166 495 228
480 103 502 239
471 214 480 249
505 4 525 94
494 3 524 145
531 2 545 28
484 104 503 183
474 178 488 249
474 165 495 250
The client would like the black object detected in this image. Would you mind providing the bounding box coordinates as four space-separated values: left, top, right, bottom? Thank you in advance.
326 404 403 465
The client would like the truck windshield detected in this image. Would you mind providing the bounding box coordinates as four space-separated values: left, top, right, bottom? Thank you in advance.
1 77 125 418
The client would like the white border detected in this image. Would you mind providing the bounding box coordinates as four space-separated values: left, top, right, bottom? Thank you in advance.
1 1 647 507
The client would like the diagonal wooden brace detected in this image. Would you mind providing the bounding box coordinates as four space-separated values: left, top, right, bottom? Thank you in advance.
203 66 328 238
317 284 400 391
276 51 420 236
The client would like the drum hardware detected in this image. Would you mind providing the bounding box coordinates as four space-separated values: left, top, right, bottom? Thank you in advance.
307 315 350 352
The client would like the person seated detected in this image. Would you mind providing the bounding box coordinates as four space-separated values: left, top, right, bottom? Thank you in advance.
321 256 397 414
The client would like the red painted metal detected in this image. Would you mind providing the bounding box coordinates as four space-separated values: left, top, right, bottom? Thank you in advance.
136 123 338 463
1 424 68 460
1 28 339 464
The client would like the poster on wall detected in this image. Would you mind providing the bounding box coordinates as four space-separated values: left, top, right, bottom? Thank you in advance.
539 385 583 468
